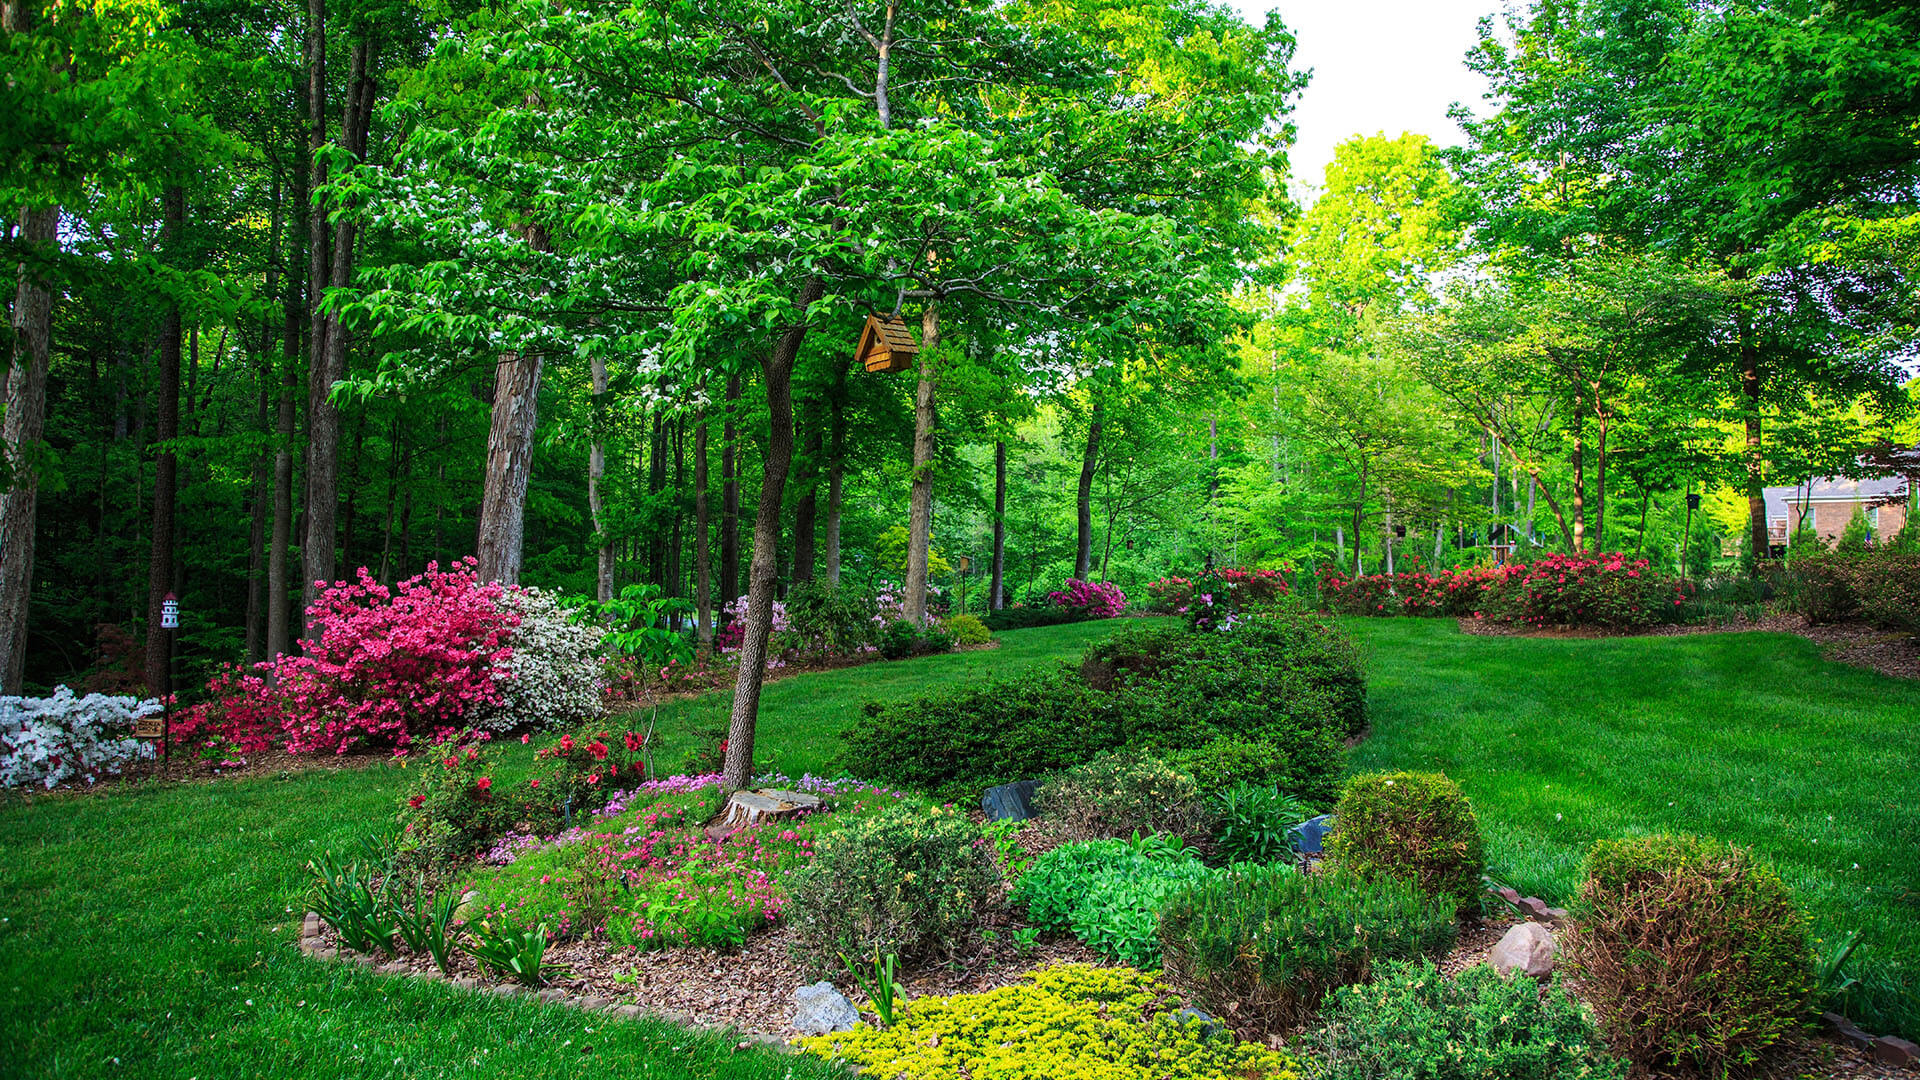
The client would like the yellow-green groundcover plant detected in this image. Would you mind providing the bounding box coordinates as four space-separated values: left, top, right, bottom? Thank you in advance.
799 963 1297 1079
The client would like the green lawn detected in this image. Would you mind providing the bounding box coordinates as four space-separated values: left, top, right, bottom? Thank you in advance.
1343 617 1920 1037
635 618 1162 778
4 616 1916 1076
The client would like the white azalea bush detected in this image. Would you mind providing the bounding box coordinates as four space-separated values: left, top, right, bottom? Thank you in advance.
481 586 607 733
2 687 159 788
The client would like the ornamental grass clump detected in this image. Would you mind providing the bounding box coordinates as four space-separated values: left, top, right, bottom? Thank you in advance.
1324 770 1485 913
785 802 1001 970
1158 864 1456 1037
1034 751 1213 843
1568 834 1815 1078
1306 958 1626 1080
798 963 1299 1080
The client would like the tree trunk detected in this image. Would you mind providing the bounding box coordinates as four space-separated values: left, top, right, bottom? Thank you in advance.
722 278 822 791
824 358 847 584
1593 406 1610 553
903 301 939 625
301 38 373 633
669 416 684 601
268 163 302 661
720 374 741 606
791 420 820 584
474 227 549 585
647 409 666 587
1075 397 1103 579
1739 320 1767 563
1568 380 1586 554
990 440 1006 610
144 186 185 698
589 352 612 602
0 204 58 693
244 174 284 663
694 406 713 644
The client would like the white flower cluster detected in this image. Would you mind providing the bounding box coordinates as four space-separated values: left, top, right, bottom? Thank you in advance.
483 587 608 733
1 687 159 789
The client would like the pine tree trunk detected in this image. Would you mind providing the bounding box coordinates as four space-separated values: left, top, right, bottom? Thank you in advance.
723 278 822 791
1075 397 1103 580
474 226 549 585
0 204 57 694
824 356 847 584
144 186 185 698
589 352 612 602
991 440 1006 610
903 301 939 625
720 374 740 606
302 38 374 632
694 406 713 645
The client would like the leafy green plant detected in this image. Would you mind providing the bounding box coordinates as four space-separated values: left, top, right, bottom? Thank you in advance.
1035 751 1213 843
943 612 991 645
1011 927 1040 954
1306 958 1626 1080
391 883 464 973
464 920 560 987
1124 829 1190 859
570 584 695 668
839 950 905 1026
1158 864 1456 1037
308 850 392 955
1070 856 1213 969
783 580 880 656
1324 770 1485 912
981 818 1033 879
1211 783 1306 865
785 803 1001 969
1816 928 1864 1012
1569 834 1814 1077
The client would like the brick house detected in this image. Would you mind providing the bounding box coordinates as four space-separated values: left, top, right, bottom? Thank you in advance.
1764 476 1913 548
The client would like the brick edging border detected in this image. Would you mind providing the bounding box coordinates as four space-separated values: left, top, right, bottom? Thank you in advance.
296 911 793 1052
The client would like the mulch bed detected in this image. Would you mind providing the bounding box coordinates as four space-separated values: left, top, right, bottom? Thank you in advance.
1456 613 1919 681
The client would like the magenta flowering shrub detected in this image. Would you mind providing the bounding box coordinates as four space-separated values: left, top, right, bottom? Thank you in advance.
1322 554 1688 629
1146 567 1291 614
178 560 514 755
1048 578 1128 619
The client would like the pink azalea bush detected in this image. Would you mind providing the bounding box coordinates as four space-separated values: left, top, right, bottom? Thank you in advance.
175 559 517 755
1321 553 1688 629
1047 578 1128 619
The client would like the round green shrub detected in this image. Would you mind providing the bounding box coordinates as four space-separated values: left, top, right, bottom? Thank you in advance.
784 802 1001 970
1169 735 1296 797
1324 770 1484 912
1034 751 1213 843
1569 833 1814 1077
943 612 992 645
1158 864 1456 1037
1306 958 1626 1080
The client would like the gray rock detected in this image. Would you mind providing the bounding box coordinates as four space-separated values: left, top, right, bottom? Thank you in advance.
1172 1007 1227 1040
792 981 859 1036
1875 1037 1918 1067
1490 921 1556 978
1290 813 1334 854
982 780 1041 822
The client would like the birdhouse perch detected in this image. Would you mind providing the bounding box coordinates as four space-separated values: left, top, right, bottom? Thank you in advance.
856 313 919 373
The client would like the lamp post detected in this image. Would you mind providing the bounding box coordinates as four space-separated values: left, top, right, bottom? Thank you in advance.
160 592 179 769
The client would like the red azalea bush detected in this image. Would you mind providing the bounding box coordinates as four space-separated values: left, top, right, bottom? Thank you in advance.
1047 578 1128 619
1322 554 1687 629
1146 567 1292 614
174 559 517 755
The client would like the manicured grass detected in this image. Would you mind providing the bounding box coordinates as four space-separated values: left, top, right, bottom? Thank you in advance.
634 619 1170 778
0 765 841 1079
1342 617 1920 1038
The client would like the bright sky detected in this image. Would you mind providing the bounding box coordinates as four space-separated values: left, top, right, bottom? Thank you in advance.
1227 0 1502 202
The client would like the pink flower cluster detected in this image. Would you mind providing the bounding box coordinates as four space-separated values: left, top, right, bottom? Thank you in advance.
1047 578 1128 619
174 559 516 755
1322 552 1689 629
1146 567 1291 613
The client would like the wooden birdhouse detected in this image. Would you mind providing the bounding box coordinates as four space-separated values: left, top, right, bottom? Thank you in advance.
856 313 919 373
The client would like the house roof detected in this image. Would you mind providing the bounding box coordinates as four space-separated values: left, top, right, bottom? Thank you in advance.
1762 475 1911 519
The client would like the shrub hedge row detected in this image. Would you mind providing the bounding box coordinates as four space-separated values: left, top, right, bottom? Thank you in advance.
840 612 1365 804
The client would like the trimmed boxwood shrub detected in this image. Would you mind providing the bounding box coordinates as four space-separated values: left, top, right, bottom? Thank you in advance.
1324 770 1485 913
843 611 1364 805
1034 751 1213 843
1158 864 1456 1036
1568 834 1815 1077
784 803 1001 970
1306 958 1626 1080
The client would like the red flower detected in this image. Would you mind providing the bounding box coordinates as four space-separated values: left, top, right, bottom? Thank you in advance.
588 741 609 761
718 739 729 754
442 757 459 770
529 778 541 788
476 776 492 792
624 731 642 752
586 773 601 786
407 794 426 809
560 734 575 752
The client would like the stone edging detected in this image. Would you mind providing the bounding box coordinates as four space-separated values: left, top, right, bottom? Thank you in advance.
1484 888 1918 1069
296 912 792 1052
